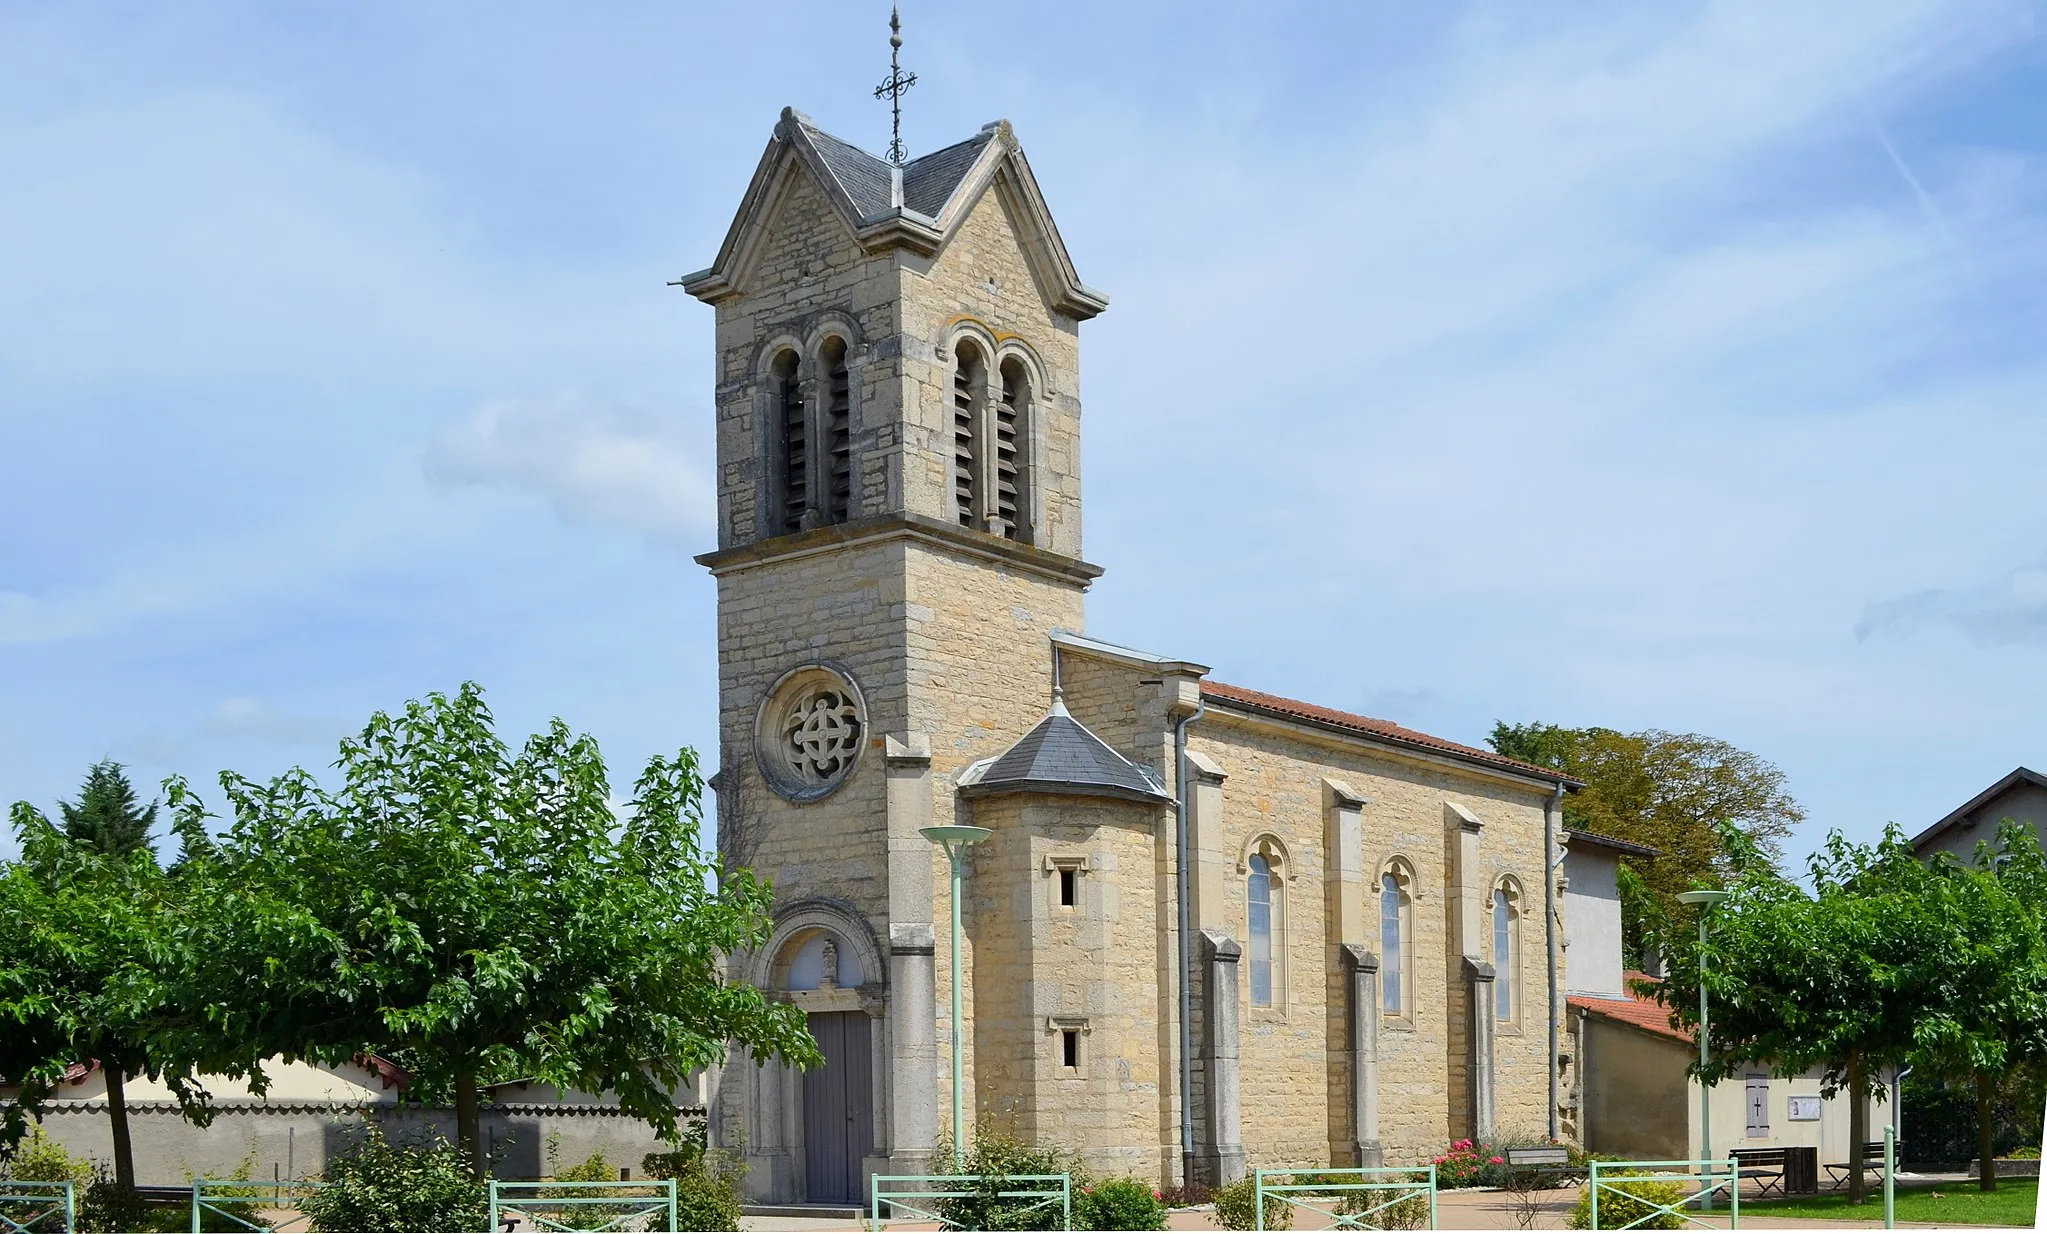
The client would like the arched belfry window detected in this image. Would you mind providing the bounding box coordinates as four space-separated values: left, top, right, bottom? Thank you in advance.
1493 877 1523 1025
820 336 853 525
771 348 807 535
994 357 1032 543
1380 859 1415 1018
1242 836 1287 1010
951 341 985 527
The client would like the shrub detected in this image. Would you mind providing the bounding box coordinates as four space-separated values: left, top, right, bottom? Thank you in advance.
1212 1177 1290 1231
932 1132 1086 1232
2 1127 92 1189
1158 1182 1212 1208
2009 1146 2041 1160
1431 1139 1493 1189
1076 1178 1166 1231
1334 1172 1433 1230
1565 1174 1690 1230
642 1145 745 1232
301 1125 487 1233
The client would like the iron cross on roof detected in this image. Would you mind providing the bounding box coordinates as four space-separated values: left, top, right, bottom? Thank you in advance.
873 4 917 166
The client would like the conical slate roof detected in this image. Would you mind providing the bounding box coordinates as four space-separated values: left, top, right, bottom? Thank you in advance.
957 694 1172 806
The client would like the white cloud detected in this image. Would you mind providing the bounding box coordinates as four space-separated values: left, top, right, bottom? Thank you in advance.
425 394 714 543
1858 563 2047 646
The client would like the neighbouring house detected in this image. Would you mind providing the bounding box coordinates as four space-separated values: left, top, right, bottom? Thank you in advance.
1909 766 2046 865
6 1058 691 1184
1562 828 1887 1164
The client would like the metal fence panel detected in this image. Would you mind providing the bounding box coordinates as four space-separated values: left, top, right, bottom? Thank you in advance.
0 1181 74 1234
1587 1159 1739 1230
486 1179 678 1233
189 1179 326 1234
1251 1166 1438 1231
867 1172 1072 1232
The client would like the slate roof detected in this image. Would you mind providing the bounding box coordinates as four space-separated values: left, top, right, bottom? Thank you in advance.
1199 681 1582 786
789 114 997 223
958 694 1172 806
903 132 997 217
1567 971 1691 1045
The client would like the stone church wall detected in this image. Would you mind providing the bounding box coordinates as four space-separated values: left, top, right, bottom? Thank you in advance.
1186 715 1557 1166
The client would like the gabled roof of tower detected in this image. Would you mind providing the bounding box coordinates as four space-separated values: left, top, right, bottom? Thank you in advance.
957 693 1172 806
679 108 1107 320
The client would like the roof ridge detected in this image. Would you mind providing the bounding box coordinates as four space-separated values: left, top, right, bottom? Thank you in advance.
1199 680 1578 785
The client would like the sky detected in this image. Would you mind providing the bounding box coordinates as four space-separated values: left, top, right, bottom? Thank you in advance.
3 0 2044 869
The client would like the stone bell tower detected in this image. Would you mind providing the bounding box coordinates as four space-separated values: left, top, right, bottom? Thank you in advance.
679 107 1108 1205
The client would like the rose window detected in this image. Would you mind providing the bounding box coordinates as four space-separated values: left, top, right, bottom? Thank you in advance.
782 686 861 784
755 664 867 801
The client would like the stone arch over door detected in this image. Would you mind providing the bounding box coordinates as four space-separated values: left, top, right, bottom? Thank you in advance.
747 901 888 1205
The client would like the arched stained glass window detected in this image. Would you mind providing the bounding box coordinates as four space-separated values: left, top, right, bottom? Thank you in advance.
1381 871 1404 1015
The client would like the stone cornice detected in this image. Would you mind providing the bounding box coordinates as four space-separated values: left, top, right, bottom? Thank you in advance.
696 512 1104 589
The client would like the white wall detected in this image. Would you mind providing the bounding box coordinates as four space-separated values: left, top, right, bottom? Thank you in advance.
1685 1065 1888 1163
1921 784 2047 865
1563 847 1626 997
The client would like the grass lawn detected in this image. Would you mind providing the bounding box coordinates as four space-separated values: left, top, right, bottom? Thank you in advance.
1734 1178 2036 1227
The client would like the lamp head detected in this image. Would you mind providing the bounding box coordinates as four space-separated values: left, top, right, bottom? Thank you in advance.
921 825 993 848
1675 889 1731 907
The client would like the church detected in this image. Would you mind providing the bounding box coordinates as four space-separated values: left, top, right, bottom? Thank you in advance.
680 106 1583 1205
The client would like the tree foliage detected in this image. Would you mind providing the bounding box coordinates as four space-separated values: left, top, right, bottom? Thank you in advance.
56 761 158 858
166 682 819 1176
1635 821 2047 1202
1489 722 1801 947
0 780 221 1183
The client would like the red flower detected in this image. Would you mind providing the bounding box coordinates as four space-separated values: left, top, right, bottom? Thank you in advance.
1490 1156 1505 1165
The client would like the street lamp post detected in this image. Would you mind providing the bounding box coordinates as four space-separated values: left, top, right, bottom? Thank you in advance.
1676 889 1731 1210
921 825 992 1173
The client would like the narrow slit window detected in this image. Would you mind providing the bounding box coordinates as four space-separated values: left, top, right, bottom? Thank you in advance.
822 337 852 524
951 343 982 527
1061 1030 1079 1069
1058 867 1077 908
771 350 806 534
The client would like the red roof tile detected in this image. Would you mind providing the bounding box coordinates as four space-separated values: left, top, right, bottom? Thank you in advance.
1568 972 1691 1044
1199 681 1580 785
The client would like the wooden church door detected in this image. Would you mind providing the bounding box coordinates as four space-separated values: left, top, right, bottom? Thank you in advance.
802 1011 873 1204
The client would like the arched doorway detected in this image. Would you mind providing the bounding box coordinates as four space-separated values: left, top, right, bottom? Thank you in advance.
769 921 880 1205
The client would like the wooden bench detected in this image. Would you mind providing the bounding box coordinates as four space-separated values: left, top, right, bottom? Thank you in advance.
1728 1148 1788 1197
1503 1146 1580 1186
1824 1142 1902 1188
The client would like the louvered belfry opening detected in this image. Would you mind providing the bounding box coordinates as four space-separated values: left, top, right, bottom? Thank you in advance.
996 358 1029 542
951 342 983 527
821 336 853 524
772 349 807 534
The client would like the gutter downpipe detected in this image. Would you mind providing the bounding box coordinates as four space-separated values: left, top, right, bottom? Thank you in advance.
1546 781 1565 1141
1174 693 1206 1187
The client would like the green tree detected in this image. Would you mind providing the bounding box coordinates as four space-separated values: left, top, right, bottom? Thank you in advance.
1910 822 2047 1192
56 761 158 857
0 800 213 1187
1636 825 1952 1205
1489 723 1801 950
166 682 819 1177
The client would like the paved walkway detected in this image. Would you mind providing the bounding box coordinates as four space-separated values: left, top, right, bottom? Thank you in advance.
737 1181 2009 1230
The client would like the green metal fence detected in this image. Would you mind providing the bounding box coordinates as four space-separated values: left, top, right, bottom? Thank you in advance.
1586 1159 1738 1230
0 1181 74 1234
486 1180 677 1233
867 1172 1072 1231
189 1180 324 1233
1252 1165 1438 1231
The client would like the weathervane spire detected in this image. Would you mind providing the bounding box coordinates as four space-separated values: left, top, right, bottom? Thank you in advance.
873 4 917 166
